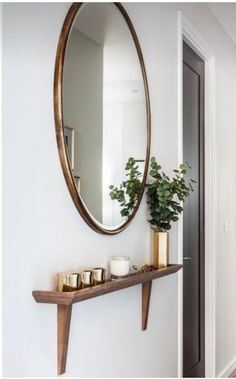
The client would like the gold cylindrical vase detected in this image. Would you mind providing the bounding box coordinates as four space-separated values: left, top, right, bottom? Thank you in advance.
152 230 169 269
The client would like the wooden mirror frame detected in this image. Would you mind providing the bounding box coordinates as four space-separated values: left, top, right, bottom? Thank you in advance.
54 2 151 235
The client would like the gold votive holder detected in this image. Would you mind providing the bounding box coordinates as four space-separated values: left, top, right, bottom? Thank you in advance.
92 267 106 285
57 272 81 292
81 269 93 288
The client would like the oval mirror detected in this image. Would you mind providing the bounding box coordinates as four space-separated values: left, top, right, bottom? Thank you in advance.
54 3 151 234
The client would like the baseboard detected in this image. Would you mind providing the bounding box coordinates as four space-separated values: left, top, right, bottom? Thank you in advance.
218 356 236 378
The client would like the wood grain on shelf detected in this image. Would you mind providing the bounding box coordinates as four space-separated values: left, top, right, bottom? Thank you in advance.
32 265 182 305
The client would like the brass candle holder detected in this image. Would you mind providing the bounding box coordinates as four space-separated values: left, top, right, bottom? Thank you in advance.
92 267 106 285
57 272 81 292
81 270 94 288
57 267 107 292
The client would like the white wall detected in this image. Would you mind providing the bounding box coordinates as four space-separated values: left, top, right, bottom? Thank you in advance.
2 2 236 377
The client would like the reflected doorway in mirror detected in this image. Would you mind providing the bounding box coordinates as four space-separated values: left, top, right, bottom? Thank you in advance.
64 126 75 170
74 175 80 193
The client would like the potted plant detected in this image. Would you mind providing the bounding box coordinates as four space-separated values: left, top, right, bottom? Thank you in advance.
146 157 194 268
109 157 195 268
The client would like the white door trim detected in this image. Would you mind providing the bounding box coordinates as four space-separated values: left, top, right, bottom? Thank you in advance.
177 12 217 378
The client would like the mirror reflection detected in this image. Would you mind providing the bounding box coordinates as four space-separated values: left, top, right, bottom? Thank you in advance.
62 3 147 227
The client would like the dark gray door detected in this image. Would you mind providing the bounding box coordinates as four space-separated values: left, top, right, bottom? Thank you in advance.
183 41 205 377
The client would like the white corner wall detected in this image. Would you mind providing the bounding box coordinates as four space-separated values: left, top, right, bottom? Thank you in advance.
2 2 236 377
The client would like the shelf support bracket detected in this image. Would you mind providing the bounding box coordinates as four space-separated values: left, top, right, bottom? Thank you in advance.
142 280 152 331
57 304 72 375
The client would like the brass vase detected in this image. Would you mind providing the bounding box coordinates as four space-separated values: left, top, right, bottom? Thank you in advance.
152 230 169 269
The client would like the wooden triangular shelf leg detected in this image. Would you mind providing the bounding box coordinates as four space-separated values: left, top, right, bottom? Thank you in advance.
57 304 72 375
142 281 152 331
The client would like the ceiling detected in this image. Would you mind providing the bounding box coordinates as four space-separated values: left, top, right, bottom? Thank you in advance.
208 3 236 46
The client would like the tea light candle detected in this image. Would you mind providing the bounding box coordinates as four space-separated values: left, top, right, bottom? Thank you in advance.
110 256 130 277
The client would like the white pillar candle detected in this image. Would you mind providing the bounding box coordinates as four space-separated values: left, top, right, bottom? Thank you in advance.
110 256 130 277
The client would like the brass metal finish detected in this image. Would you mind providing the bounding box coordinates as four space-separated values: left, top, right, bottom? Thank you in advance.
53 3 151 235
152 231 169 269
57 272 81 292
81 270 93 288
92 267 106 285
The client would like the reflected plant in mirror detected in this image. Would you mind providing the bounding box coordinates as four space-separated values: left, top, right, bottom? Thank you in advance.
109 157 142 217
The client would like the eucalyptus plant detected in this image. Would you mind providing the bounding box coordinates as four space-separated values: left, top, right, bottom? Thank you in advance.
109 156 195 229
146 157 195 231
109 157 142 217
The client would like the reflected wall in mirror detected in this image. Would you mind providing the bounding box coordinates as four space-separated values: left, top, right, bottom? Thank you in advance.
54 3 151 234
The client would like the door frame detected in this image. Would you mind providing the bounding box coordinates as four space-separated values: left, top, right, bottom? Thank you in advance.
177 13 217 378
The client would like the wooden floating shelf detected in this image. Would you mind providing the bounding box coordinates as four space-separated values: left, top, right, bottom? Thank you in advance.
33 264 182 305
32 264 182 375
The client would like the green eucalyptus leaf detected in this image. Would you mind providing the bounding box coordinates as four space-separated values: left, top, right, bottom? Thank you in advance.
164 190 170 197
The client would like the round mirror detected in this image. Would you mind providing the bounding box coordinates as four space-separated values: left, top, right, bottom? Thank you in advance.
54 3 151 234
